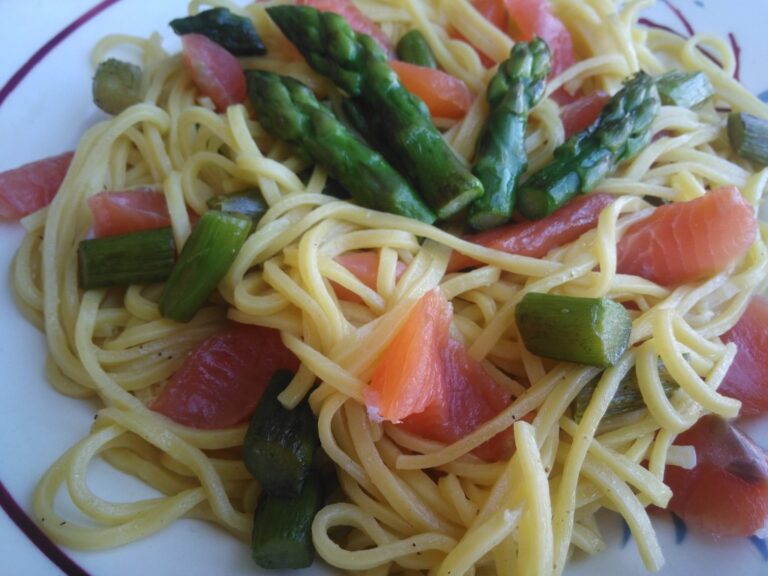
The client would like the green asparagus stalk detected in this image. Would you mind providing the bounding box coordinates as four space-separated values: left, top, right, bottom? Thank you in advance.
206 188 268 225
728 112 768 166
572 361 678 422
396 30 437 69
170 7 266 55
251 471 324 569
159 210 251 322
517 71 660 219
92 59 142 115
656 70 713 109
78 227 175 289
515 292 632 368
246 70 436 223
243 370 319 496
265 5 484 220
468 38 551 230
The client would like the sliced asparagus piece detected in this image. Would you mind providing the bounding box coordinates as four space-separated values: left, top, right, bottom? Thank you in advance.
515 292 632 368
78 227 175 289
656 70 714 109
159 210 251 322
728 112 768 166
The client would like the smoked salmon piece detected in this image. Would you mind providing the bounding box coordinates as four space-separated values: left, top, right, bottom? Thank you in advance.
448 192 614 272
182 33 247 111
88 188 170 238
665 415 768 537
0 151 73 219
505 0 576 78
560 91 610 137
616 186 756 286
389 60 474 120
332 251 405 304
364 289 513 461
720 295 768 416
151 322 299 429
364 289 451 422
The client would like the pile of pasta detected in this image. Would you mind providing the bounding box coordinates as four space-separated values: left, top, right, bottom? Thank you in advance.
12 0 768 574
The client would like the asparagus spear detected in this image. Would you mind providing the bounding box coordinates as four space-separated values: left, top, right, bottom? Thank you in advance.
572 361 678 422
468 38 551 230
265 5 484 220
517 71 660 219
246 70 436 223
515 292 632 368
170 7 266 55
396 30 437 69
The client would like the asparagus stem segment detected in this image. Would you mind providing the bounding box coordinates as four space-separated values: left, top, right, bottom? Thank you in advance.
243 370 319 497
78 227 175 289
265 5 483 220
656 70 714 109
170 7 266 55
251 471 324 569
206 188 268 225
396 30 437 69
515 292 632 368
159 210 251 322
469 38 551 230
572 361 678 422
246 70 435 223
517 71 660 219
92 59 142 115
728 112 768 166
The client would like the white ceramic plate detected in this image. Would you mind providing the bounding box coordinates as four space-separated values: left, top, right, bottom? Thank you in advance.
2 1 768 574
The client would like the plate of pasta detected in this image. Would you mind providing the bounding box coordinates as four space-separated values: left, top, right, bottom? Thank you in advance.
3 0 768 575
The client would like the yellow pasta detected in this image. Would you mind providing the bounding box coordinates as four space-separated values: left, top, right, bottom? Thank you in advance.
10 0 768 575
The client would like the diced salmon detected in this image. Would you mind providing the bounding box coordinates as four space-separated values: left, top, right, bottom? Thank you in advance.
182 33 247 111
332 251 406 304
448 192 614 272
389 60 474 119
616 186 757 286
151 322 299 429
505 0 576 78
364 289 513 461
720 295 768 416
665 415 768 537
560 91 610 138
400 337 514 461
364 289 451 422
88 188 170 238
0 152 73 219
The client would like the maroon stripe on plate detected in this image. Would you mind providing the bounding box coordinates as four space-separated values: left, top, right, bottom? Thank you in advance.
1 3 127 574
0 0 122 107
0 480 89 576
